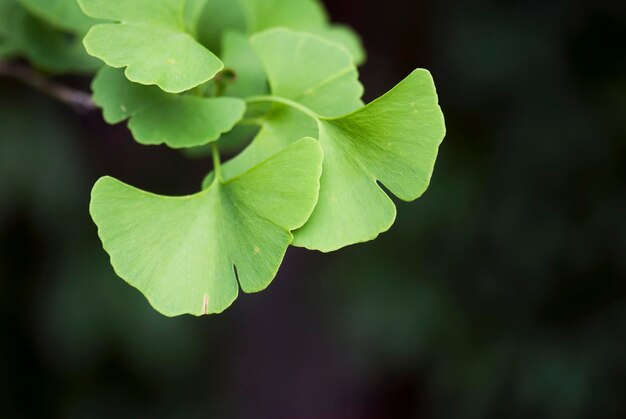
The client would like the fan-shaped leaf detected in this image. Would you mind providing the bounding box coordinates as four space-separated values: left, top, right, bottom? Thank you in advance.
214 63 445 251
79 0 223 93
251 28 363 117
196 0 365 65
0 0 21 58
202 104 318 188
92 67 245 148
18 0 98 33
14 10 100 73
313 25 366 66
220 31 267 98
293 70 446 251
239 0 327 32
90 138 323 316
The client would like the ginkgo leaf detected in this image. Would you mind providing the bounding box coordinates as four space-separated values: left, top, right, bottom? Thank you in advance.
196 0 247 54
201 28 363 180
0 0 21 58
79 0 223 93
195 0 365 65
250 28 363 117
183 0 208 34
240 0 366 64
239 0 327 32
245 0 365 65
90 138 323 317
18 0 98 33
15 10 101 73
203 105 318 188
92 67 245 148
313 25 366 66
220 31 267 98
293 70 446 251
214 68 445 252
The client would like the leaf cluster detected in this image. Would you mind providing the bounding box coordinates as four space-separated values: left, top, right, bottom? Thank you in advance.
0 0 100 72
3 0 446 316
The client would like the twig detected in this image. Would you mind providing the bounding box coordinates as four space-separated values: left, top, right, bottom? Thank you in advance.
0 61 97 112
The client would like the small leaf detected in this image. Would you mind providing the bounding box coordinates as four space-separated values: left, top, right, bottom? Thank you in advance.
18 0 98 33
239 0 327 33
196 0 247 54
79 0 223 93
251 28 363 117
183 0 208 34
0 0 22 58
14 10 101 74
293 70 446 251
220 31 268 98
92 67 245 148
90 138 323 316
216 69 446 252
313 25 366 66
195 0 365 65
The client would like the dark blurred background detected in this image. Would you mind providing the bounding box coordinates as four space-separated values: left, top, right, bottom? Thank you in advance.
1 0 625 417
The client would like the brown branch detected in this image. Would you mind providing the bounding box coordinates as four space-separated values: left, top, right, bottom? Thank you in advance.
0 61 97 113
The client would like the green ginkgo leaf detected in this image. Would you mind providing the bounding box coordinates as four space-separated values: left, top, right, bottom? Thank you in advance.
92 66 245 148
90 138 323 316
183 0 208 34
250 28 363 117
241 0 365 65
0 0 21 58
220 31 267 98
293 70 446 251
15 10 101 73
239 0 326 32
79 0 223 93
195 0 247 54
312 24 366 66
215 40 445 252
204 28 363 179
18 0 98 33
195 0 365 65
203 105 318 188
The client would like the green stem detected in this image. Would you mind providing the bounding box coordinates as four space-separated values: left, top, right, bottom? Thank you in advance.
246 95 320 120
212 142 223 183
214 81 226 98
238 118 263 126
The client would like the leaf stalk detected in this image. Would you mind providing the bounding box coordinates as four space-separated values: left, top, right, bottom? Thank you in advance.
212 142 223 183
246 95 320 120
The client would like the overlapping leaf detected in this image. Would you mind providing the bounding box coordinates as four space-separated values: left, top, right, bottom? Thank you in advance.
239 0 326 32
202 105 318 187
92 67 245 148
203 28 362 184
90 138 323 316
196 0 365 65
18 0 98 33
195 0 246 53
250 29 363 117
220 31 267 98
13 9 100 73
293 70 446 251
212 28 363 177
79 0 223 93
81 2 445 318
215 29 446 252
240 0 365 64
0 0 21 58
